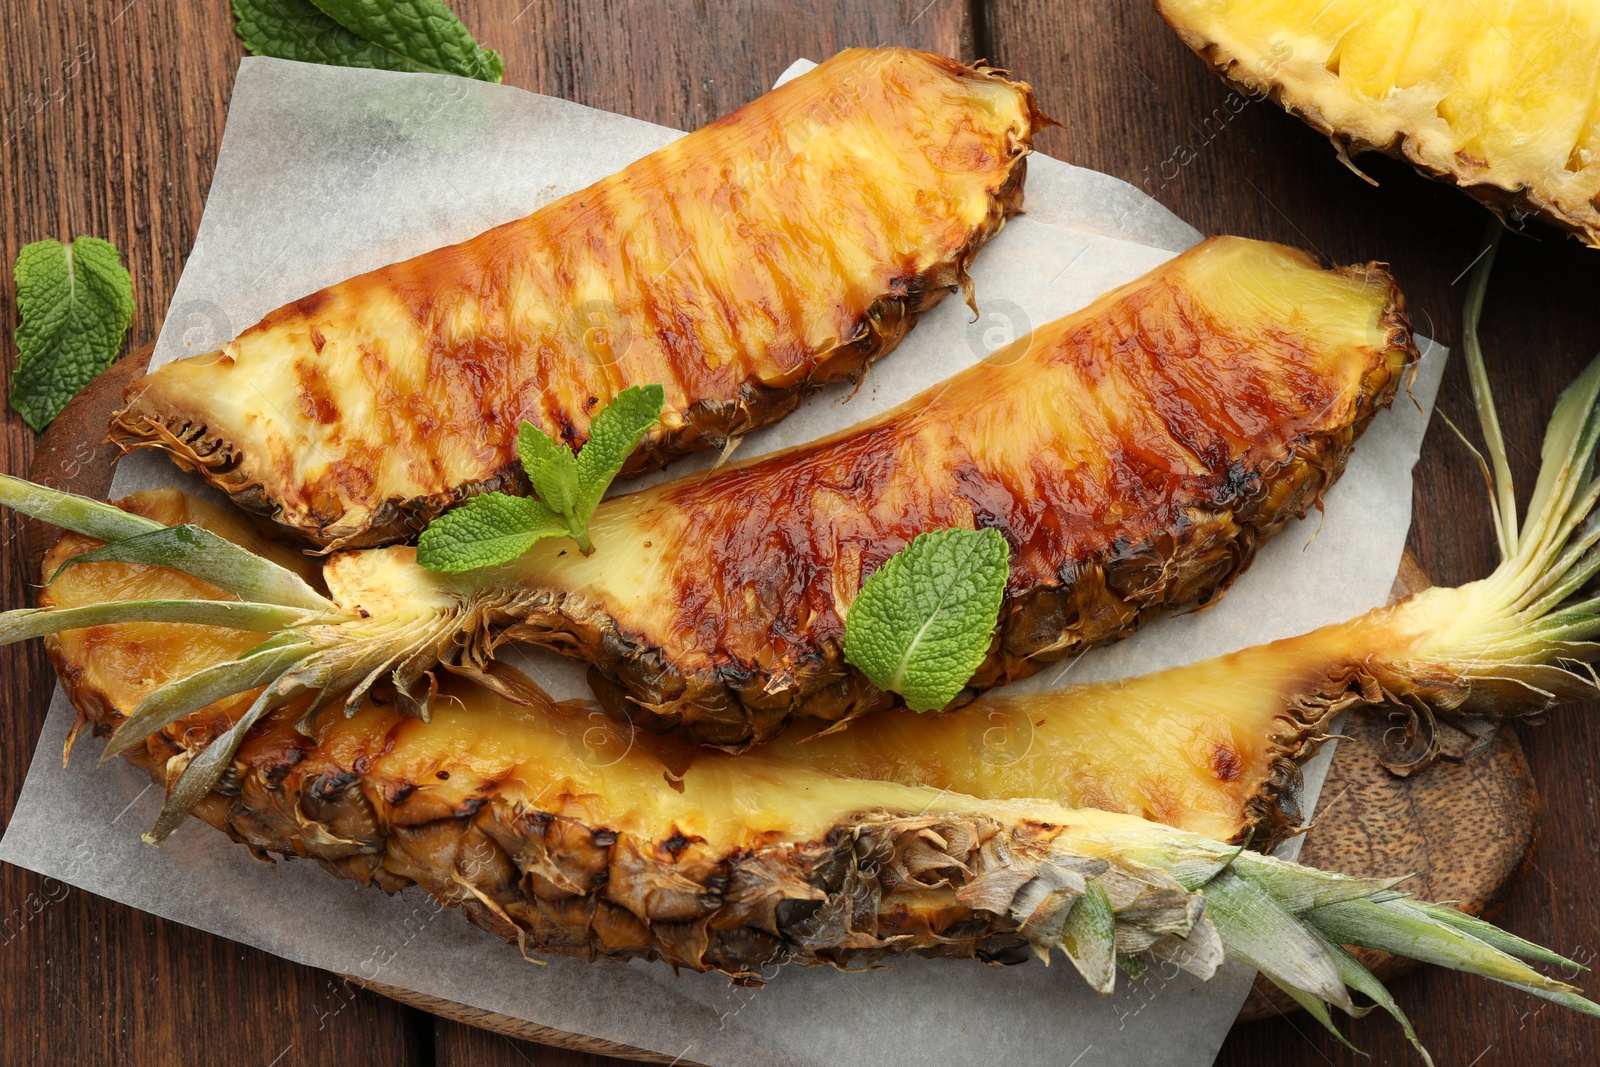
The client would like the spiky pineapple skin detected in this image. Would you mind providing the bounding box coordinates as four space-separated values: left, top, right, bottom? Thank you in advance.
40 497 1219 978
37 490 1593 999
1156 0 1600 247
107 48 1043 551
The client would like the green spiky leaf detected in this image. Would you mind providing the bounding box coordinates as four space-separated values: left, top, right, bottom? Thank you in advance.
0 600 308 645
1059 883 1117 993
1313 930 1432 1065
0 474 163 544
145 677 306 844
103 636 323 762
51 524 332 611
1307 897 1583 996
1201 867 1355 1014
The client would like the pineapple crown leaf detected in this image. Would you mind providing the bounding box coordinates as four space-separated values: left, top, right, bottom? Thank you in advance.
1057 821 1600 1058
49 523 333 611
1400 223 1600 706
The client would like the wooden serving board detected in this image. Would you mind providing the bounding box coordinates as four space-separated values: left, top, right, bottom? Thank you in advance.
25 348 1539 1059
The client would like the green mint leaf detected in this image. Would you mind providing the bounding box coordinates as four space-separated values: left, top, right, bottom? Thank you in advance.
8 237 134 432
416 492 567 573
574 384 666 522
517 421 580 521
310 0 503 81
422 385 665 569
232 0 426 72
843 527 1010 712
232 0 502 82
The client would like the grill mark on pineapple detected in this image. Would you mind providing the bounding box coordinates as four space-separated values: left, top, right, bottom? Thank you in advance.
483 241 1419 745
256 289 331 332
1211 744 1243 783
293 360 340 425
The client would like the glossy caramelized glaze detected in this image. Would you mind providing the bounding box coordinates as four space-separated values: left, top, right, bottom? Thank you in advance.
482 236 1415 746
109 48 1041 549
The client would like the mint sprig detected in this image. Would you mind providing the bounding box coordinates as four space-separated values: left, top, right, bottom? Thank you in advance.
8 237 135 432
232 0 503 82
843 528 1010 712
417 384 665 573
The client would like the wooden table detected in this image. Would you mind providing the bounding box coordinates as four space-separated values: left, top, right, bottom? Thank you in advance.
3 3 1599 1064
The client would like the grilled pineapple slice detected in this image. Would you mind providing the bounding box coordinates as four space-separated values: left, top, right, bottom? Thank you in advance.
27 494 1600 1047
1157 0 1600 246
356 237 1413 747
109 47 1042 550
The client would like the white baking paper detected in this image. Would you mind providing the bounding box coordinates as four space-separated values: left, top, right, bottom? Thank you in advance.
1 57 1446 1067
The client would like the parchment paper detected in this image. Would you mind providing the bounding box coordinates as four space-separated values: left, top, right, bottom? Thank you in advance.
1 57 1447 1067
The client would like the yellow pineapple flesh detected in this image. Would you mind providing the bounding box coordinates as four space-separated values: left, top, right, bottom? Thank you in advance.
1157 0 1600 246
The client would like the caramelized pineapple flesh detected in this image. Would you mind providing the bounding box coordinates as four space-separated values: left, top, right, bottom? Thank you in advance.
765 612 1405 845
453 236 1414 745
109 48 1043 550
1157 0 1600 246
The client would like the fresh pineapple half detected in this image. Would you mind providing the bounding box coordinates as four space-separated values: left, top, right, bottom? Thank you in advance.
109 47 1044 551
1157 0 1600 247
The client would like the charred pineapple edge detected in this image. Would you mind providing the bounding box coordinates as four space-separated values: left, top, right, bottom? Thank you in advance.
42 608 1599 1031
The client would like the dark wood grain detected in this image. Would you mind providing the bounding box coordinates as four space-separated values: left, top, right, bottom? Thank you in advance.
5 1 1600 1065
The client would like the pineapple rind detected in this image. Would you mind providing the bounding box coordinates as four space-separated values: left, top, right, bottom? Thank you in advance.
41 508 1229 976
1156 0 1600 247
107 48 1043 551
